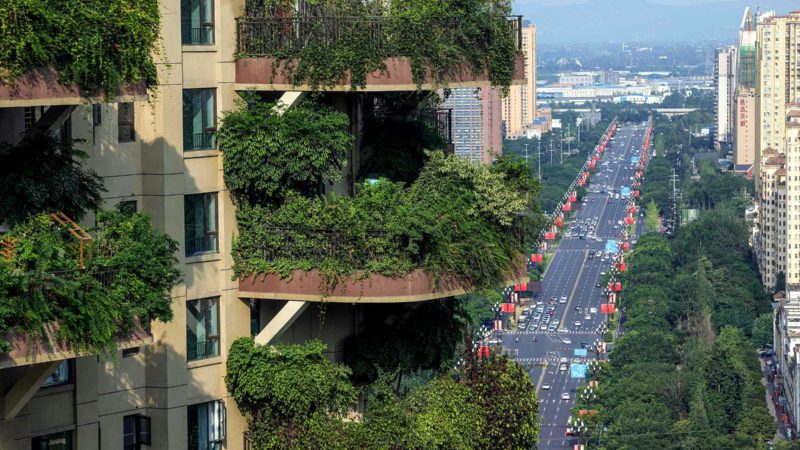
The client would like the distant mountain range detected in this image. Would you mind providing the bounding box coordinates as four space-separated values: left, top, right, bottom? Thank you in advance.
515 0 792 44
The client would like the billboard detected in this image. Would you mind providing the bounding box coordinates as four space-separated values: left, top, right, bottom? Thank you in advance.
620 186 631 197
573 348 588 357
605 240 617 253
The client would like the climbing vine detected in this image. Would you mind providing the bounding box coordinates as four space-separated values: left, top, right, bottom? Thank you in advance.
239 0 517 91
0 210 179 355
0 0 160 96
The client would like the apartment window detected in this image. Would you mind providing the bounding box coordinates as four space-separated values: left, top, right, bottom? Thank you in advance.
118 200 138 215
118 103 135 142
183 89 216 151
187 297 220 361
247 299 260 337
41 361 70 387
188 400 225 450
32 431 72 450
123 414 152 450
181 0 214 45
184 193 218 256
92 104 102 126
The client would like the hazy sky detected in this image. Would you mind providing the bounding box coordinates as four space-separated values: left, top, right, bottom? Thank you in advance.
515 0 795 44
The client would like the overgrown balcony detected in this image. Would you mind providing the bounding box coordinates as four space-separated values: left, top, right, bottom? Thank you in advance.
0 211 179 368
234 0 524 91
0 0 159 107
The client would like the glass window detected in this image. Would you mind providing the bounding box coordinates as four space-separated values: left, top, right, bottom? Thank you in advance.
186 297 220 361
184 193 218 256
41 361 69 387
118 103 135 142
183 89 217 151
247 299 260 337
32 431 72 450
92 104 102 126
123 414 151 450
188 400 225 450
118 200 137 215
181 0 215 45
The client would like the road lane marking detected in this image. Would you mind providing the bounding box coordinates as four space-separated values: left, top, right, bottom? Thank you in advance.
536 362 549 392
560 249 588 325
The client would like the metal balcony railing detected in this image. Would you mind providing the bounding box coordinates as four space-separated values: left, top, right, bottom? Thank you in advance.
181 20 214 45
418 108 453 145
253 228 416 270
187 339 219 361
236 15 523 57
184 131 216 151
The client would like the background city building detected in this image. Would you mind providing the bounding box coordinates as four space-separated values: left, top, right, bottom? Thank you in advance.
714 46 737 148
502 19 537 139
441 88 503 165
734 7 758 171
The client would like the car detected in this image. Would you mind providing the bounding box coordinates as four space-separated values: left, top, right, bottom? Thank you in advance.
562 338 572 345
540 324 548 330
584 314 591 320
561 392 571 400
559 296 567 304
559 363 568 372
590 307 597 314
574 321 582 327
588 253 594 259
595 282 601 288
560 357 568 363
542 384 551 390
600 271 606 276
574 305 582 311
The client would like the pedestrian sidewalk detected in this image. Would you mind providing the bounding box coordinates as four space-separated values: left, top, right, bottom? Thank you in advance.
760 357 790 441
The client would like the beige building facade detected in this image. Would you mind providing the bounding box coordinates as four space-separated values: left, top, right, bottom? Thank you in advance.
0 2 527 450
502 20 536 139
753 10 800 289
715 46 737 146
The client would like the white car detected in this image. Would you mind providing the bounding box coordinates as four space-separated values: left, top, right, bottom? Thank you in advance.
559 363 568 372
561 392 571 400
590 307 597 313
562 338 572 345
584 314 591 321
542 384 551 390
559 296 567 304
574 321 582 327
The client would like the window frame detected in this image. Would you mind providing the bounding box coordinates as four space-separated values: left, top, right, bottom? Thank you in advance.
181 0 215 45
118 103 136 143
183 88 217 151
186 296 221 361
187 400 226 450
184 193 219 257
41 360 71 388
123 414 152 450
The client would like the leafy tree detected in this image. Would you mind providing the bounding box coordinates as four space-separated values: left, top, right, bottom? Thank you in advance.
645 199 660 232
751 313 774 348
0 210 179 354
218 98 353 207
0 134 105 225
226 338 357 449
460 340 540 449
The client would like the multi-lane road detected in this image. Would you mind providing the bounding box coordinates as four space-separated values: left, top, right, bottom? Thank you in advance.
502 123 649 449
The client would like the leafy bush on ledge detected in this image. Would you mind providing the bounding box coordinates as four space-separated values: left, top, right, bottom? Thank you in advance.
232 151 537 289
0 0 160 96
219 98 353 207
0 210 179 354
239 0 517 91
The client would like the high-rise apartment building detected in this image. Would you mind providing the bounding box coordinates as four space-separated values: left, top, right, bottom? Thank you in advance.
502 20 536 139
735 8 757 171
0 4 526 449
715 46 737 147
753 10 800 289
441 88 503 164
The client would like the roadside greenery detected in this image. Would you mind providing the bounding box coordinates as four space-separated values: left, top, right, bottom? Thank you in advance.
240 0 518 90
226 335 539 449
0 134 105 225
0 0 160 96
0 210 179 354
591 159 774 449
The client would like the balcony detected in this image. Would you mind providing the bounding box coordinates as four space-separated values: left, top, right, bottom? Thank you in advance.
234 14 525 91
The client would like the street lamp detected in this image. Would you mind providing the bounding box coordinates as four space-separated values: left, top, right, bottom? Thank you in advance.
593 338 603 360
581 387 597 409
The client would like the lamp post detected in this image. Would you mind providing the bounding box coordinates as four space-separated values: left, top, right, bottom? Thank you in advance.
581 387 597 409
593 338 603 360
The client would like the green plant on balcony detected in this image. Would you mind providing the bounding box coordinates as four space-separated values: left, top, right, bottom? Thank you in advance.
238 0 517 90
0 134 105 225
0 0 160 96
0 210 180 355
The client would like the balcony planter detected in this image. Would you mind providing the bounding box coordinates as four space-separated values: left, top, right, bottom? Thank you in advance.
238 257 529 303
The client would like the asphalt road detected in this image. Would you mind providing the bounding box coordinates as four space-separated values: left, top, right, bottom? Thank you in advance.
501 123 649 449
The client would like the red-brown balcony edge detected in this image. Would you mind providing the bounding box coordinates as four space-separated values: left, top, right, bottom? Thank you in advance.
239 257 529 303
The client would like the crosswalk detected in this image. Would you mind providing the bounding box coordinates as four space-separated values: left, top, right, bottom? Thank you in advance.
507 330 602 336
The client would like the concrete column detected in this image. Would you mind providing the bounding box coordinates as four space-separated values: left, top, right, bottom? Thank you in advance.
1 361 61 420
254 301 309 345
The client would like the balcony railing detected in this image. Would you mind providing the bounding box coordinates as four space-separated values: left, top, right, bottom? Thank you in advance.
236 15 523 57
184 131 216 151
187 339 219 361
254 228 418 270
418 108 453 145
181 21 214 45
